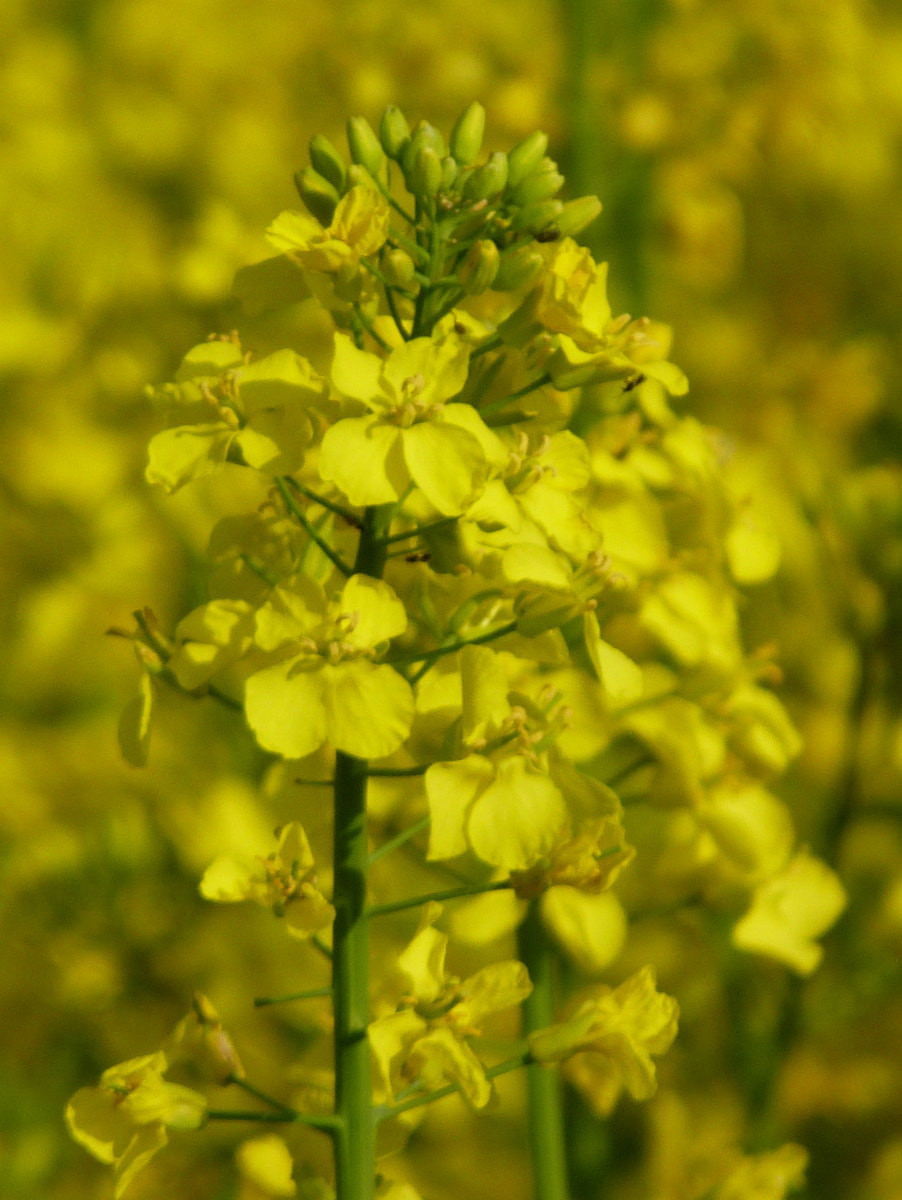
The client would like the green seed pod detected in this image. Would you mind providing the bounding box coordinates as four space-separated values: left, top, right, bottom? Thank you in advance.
506 130 549 188
555 195 603 237
347 116 385 177
294 166 340 225
441 155 459 191
382 248 416 288
308 134 347 193
463 151 509 201
410 145 443 198
380 105 411 160
449 101 486 165
458 239 500 295
509 199 564 233
493 246 545 291
510 166 565 206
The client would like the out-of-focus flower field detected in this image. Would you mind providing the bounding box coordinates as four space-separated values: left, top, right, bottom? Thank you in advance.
3 1 902 1198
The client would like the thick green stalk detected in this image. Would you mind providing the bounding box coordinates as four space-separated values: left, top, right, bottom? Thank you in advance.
518 899 570 1200
332 750 375 1200
330 504 393 1200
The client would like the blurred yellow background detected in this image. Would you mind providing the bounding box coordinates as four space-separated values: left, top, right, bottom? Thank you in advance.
3 1 902 1197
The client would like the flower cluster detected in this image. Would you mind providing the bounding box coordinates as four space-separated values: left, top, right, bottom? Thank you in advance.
65 103 829 1200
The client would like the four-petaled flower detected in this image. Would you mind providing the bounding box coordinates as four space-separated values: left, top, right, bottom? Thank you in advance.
370 903 532 1109
528 965 679 1116
200 822 335 940
65 1052 207 1198
244 573 415 760
320 332 506 514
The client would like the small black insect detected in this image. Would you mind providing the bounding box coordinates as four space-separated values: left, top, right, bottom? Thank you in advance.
623 373 646 392
405 551 432 563
535 227 561 243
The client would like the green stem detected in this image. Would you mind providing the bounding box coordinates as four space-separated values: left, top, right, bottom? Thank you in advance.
329 504 394 1200
387 620 519 668
517 899 570 1200
229 1076 298 1116
276 477 353 578
254 987 333 1007
368 815 431 865
332 752 374 1200
285 477 360 525
479 372 552 419
207 1109 341 1131
367 878 511 918
375 1052 531 1120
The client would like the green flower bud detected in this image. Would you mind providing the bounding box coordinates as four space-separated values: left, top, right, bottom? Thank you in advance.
463 151 509 201
458 239 500 295
402 122 446 177
509 199 564 233
345 164 374 189
382 248 416 288
555 195 603 237
293 167 340 225
493 246 545 291
506 130 549 188
510 166 565 206
308 134 347 193
411 145 443 198
450 101 486 165
380 105 411 160
347 116 385 177
441 155 459 190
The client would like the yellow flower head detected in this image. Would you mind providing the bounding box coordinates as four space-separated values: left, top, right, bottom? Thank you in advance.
528 965 679 1116
65 1052 207 1198
200 822 335 939
266 185 391 274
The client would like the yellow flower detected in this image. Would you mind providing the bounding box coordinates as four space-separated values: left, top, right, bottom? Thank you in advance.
166 993 245 1085
65 1052 207 1198
370 904 531 1109
714 1143 809 1200
200 822 335 939
528 966 678 1116
266 185 391 274
732 848 846 975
